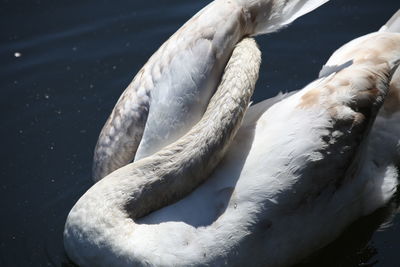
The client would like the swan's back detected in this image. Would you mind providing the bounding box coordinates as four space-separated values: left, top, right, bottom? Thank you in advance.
138 49 399 266
136 13 400 265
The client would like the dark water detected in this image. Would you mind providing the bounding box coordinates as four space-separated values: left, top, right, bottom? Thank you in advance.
1 0 399 266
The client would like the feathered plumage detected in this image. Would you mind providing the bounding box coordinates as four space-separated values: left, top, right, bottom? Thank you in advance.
65 3 400 267
92 0 330 181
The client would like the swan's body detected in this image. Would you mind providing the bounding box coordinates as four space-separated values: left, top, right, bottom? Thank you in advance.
92 0 330 181
64 4 400 267
66 37 262 266
137 31 400 267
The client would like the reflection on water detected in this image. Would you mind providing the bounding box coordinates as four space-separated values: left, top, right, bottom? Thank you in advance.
1 0 399 266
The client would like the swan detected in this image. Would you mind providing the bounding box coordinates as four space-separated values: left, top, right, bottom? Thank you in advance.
64 6 400 265
92 0 330 181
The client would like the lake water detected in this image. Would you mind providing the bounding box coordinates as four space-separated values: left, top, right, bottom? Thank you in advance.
1 0 399 266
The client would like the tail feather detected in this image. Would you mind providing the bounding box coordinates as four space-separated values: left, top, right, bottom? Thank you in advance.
235 0 330 35
380 9 400 33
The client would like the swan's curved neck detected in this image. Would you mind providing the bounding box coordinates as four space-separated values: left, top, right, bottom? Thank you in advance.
64 38 260 265
125 38 261 218
95 38 260 219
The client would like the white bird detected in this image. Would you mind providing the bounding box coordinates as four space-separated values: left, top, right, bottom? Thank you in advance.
64 4 400 267
92 0 330 181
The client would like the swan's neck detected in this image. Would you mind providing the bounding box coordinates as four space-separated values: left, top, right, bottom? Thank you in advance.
95 38 260 217
122 38 261 218
64 38 261 265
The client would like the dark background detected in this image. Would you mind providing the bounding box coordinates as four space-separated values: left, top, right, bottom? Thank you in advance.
1 0 399 266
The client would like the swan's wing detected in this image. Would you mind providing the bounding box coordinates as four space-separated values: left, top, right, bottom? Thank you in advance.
313 12 400 214
282 60 397 193
371 70 400 230
93 0 330 181
370 9 400 169
362 67 400 214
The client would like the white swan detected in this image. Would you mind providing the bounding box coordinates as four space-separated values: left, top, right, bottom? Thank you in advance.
64 5 400 267
92 0 330 181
